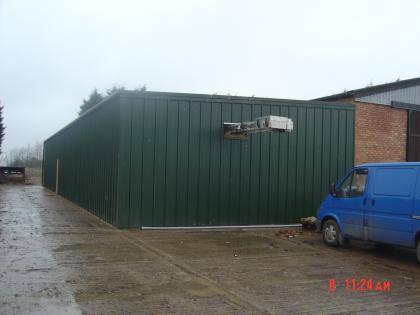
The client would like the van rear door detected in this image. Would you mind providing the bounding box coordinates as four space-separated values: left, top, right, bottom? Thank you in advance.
367 167 415 247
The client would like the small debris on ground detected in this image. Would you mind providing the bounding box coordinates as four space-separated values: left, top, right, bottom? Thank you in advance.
300 216 317 229
275 230 302 238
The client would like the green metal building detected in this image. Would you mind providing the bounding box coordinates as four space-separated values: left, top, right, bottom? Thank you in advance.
43 91 354 228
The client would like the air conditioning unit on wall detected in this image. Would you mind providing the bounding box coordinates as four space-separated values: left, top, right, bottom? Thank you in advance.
224 115 293 139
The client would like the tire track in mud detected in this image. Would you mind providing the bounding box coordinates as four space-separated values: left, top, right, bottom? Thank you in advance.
119 230 270 314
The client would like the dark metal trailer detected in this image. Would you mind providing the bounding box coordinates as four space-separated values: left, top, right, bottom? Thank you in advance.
0 166 25 183
43 91 354 228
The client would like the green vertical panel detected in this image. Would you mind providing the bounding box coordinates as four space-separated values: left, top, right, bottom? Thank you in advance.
277 106 289 223
187 101 200 225
101 114 106 220
295 107 306 220
141 99 156 226
259 105 271 223
249 105 262 224
129 99 145 227
165 100 179 226
330 109 339 184
111 103 119 225
78 122 85 209
312 108 324 213
337 110 347 177
175 101 190 226
229 103 242 224
304 107 315 217
96 117 101 219
219 103 232 225
239 104 252 224
321 109 332 201
268 105 280 223
153 99 168 226
88 125 93 216
117 97 132 227
75 129 80 204
208 102 221 225
88 120 94 216
198 101 211 224
88 118 94 216
286 107 298 223
88 119 93 215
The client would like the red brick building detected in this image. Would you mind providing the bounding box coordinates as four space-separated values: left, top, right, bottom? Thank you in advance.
316 78 420 165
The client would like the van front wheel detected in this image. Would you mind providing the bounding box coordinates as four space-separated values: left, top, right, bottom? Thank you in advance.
417 241 420 264
322 219 341 247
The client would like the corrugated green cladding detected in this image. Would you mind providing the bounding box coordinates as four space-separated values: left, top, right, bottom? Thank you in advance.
43 91 354 228
118 92 355 227
43 95 121 226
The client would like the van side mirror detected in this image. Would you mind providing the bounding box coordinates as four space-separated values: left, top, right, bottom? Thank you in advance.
329 183 337 197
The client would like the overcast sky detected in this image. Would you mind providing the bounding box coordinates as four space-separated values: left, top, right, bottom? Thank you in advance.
1 0 419 154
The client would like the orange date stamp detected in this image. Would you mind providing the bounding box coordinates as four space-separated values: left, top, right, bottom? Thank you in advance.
329 278 391 292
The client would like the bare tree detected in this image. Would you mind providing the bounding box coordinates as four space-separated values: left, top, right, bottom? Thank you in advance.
6 142 43 168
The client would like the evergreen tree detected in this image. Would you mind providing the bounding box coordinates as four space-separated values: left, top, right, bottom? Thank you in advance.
106 85 125 96
78 84 147 116
78 89 104 116
135 84 147 92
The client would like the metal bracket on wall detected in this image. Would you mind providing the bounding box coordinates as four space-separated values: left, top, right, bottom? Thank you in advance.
224 115 293 140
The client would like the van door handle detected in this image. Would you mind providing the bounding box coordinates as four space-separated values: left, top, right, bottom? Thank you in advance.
371 199 375 207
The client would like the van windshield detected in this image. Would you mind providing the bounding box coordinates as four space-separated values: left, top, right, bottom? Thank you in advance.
336 169 368 198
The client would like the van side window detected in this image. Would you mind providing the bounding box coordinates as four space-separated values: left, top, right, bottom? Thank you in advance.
336 169 368 198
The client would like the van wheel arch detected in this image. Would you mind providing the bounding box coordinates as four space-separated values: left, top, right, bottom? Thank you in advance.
321 217 350 247
416 232 420 247
416 236 420 264
321 216 337 230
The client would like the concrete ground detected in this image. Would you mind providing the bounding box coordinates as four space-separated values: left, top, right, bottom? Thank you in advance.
0 184 419 315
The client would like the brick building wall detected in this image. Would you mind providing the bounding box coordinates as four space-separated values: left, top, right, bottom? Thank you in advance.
354 102 407 164
327 97 407 165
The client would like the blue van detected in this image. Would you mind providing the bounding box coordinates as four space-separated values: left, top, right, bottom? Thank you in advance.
317 162 420 263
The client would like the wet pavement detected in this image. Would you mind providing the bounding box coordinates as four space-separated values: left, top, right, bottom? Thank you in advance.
0 184 419 314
